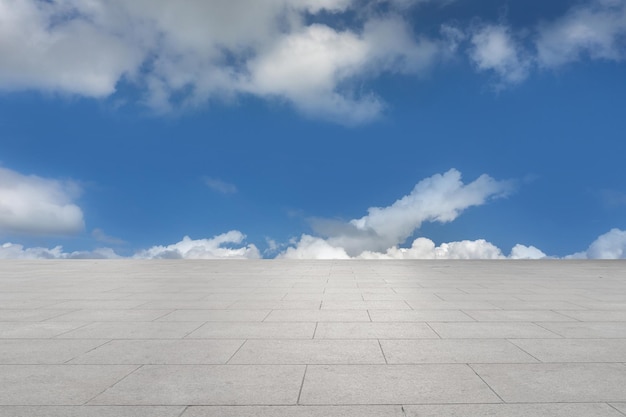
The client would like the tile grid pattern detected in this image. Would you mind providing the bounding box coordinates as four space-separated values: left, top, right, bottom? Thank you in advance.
0 260 625 416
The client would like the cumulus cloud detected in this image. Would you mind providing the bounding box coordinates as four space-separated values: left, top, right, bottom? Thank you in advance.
307 169 512 256
0 0 446 123
469 24 531 85
568 228 626 259
0 166 85 235
134 231 261 259
509 244 547 260
536 0 626 68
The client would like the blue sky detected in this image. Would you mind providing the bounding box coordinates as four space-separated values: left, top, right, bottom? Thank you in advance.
1 0 625 259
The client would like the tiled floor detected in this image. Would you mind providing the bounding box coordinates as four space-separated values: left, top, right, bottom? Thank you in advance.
1 260 626 416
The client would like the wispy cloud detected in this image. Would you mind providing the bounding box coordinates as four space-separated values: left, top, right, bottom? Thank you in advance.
91 228 126 246
204 177 238 194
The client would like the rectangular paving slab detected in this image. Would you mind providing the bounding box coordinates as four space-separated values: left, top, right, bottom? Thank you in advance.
90 364 305 405
299 364 500 404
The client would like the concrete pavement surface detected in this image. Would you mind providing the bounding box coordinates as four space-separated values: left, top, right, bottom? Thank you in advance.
0 260 625 416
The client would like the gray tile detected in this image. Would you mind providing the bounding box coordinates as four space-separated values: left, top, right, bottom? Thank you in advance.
0 322 89 339
473 363 626 402
90 365 305 405
70 339 245 364
610 403 626 414
0 365 137 405
369 310 474 322
0 339 108 364
187 322 315 339
300 364 499 404
315 322 439 339
183 405 404 416
157 310 270 321
538 321 626 338
380 339 537 364
0 309 73 322
509 338 626 362
429 322 562 338
462 310 576 322
554 310 626 321
46 300 149 309
403 403 625 417
229 340 385 364
265 310 370 322
0 406 185 417
320 301 410 310
405 301 499 310
48 309 171 322
228 301 322 310
57 322 203 339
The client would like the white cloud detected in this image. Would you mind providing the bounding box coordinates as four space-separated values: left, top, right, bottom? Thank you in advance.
204 177 238 194
309 169 512 256
0 0 143 96
0 242 120 259
0 166 85 235
469 24 531 84
359 237 505 259
134 231 261 259
536 0 626 68
278 235 350 259
509 244 547 259
0 0 447 123
568 228 626 259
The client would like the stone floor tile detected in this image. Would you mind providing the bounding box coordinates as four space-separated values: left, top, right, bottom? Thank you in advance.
157 309 270 322
56 322 204 339
554 310 626 321
472 363 626 402
428 322 562 338
69 339 245 364
265 310 370 322
0 309 74 322
229 339 385 364
368 310 474 322
90 365 305 405
320 301 410 310
48 309 172 322
380 339 537 364
405 300 499 310
462 310 576 322
537 321 626 338
0 406 185 417
403 403 625 417
299 364 500 404
0 322 89 339
186 322 316 339
46 300 150 309
314 322 439 339
0 339 108 364
131 300 234 309
182 405 405 416
0 364 138 405
509 338 626 362
228 301 322 310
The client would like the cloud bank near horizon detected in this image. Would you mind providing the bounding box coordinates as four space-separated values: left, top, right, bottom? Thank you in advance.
1 0 625 123
2 165 625 260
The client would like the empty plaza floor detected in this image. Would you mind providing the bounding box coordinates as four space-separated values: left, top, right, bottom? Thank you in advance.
1 259 626 416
